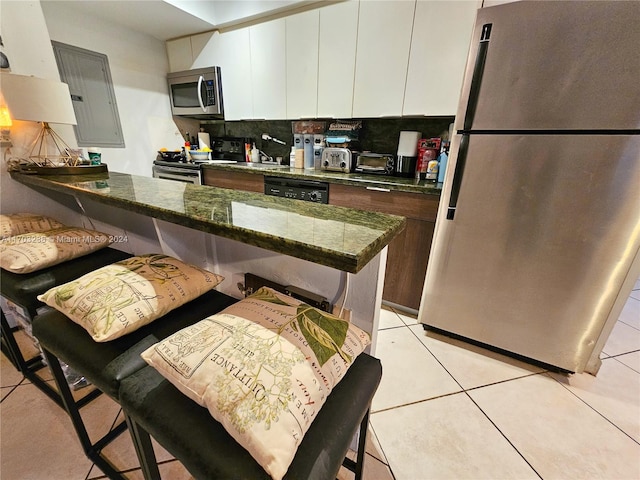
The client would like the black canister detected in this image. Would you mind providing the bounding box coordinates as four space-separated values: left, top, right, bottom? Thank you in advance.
395 155 418 177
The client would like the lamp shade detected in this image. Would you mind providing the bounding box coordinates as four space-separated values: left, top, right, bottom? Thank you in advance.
0 72 77 125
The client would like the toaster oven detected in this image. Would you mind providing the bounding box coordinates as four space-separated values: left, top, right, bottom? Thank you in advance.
354 153 395 175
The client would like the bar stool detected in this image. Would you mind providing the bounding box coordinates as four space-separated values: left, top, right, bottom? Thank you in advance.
0 247 131 406
32 289 238 480
118 353 382 480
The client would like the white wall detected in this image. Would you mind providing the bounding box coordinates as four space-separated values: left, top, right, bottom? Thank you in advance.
40 1 183 176
0 0 83 221
0 0 182 205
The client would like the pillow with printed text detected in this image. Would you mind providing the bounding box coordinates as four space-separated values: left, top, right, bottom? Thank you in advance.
141 286 371 480
38 254 224 341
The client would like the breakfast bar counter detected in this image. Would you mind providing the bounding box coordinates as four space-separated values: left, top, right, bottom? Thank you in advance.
10 171 406 274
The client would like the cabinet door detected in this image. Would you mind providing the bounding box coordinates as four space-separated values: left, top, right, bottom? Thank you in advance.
166 37 193 72
190 32 216 69
216 29 254 120
202 169 264 193
329 183 440 310
317 0 359 118
384 218 435 310
250 18 287 119
403 0 479 116
352 0 415 117
286 10 319 119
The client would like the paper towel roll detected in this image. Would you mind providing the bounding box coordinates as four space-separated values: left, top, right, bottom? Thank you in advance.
397 131 421 156
197 132 211 150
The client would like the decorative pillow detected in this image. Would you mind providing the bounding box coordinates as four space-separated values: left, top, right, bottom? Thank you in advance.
0 226 111 274
140 286 371 480
38 254 224 342
0 213 64 239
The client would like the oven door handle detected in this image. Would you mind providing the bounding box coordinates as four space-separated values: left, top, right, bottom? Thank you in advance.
155 172 200 184
154 165 199 174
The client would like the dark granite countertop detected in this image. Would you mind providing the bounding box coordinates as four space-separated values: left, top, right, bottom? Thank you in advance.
11 171 406 273
201 163 442 195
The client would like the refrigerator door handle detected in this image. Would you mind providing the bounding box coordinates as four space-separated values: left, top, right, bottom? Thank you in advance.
463 23 492 131
448 23 492 221
446 134 469 220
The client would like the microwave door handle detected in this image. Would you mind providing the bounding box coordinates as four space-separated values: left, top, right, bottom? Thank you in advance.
197 75 206 112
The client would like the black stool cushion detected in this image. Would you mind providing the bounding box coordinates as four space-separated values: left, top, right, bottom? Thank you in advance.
32 290 238 398
1 247 131 316
119 353 382 480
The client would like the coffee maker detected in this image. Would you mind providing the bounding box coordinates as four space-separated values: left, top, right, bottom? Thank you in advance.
395 131 421 177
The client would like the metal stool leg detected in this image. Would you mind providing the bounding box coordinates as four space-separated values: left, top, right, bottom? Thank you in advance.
341 409 371 480
41 347 128 480
124 413 162 480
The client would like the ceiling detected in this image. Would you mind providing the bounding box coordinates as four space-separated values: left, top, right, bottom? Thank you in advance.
41 0 322 42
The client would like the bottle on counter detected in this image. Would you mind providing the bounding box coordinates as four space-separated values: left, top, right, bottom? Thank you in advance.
437 142 449 184
426 156 439 183
251 143 260 163
289 146 296 166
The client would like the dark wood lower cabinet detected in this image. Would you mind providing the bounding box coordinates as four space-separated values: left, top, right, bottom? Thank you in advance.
202 168 440 310
202 169 263 193
382 219 435 310
329 184 439 311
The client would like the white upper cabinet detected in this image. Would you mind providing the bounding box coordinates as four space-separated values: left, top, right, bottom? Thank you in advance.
190 32 216 69
403 0 479 116
286 10 319 119
317 0 359 119
250 18 287 119
352 0 415 117
215 29 254 120
166 37 194 72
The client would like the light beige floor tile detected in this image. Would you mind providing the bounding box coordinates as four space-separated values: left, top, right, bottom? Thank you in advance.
618 296 640 330
602 320 640 356
550 356 640 442
0 382 94 480
125 460 195 479
395 310 419 326
378 307 404 329
371 327 461 412
409 324 544 389
337 454 394 480
615 351 640 373
469 373 640 480
1 348 24 389
366 425 389 464
630 289 640 301
371 392 538 480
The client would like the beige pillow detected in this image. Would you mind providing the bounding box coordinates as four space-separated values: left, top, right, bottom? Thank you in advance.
0 213 64 239
38 254 224 342
0 226 111 274
141 286 371 480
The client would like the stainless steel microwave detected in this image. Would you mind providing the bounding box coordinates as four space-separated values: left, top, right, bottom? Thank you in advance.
167 67 223 118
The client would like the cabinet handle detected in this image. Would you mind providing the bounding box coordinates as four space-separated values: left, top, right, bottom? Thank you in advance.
366 186 391 192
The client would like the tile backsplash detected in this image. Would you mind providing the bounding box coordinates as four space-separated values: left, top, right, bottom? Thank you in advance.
200 117 454 164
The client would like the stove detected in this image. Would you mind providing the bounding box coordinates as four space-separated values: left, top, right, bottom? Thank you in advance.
152 136 253 185
152 160 202 184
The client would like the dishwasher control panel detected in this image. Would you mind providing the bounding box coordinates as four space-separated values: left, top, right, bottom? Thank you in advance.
264 177 329 204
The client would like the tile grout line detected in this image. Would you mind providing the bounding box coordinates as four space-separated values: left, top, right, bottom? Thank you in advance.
545 369 640 446
377 321 548 479
463 389 544 480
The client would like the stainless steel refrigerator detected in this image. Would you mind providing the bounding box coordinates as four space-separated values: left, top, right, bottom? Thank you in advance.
418 1 640 374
